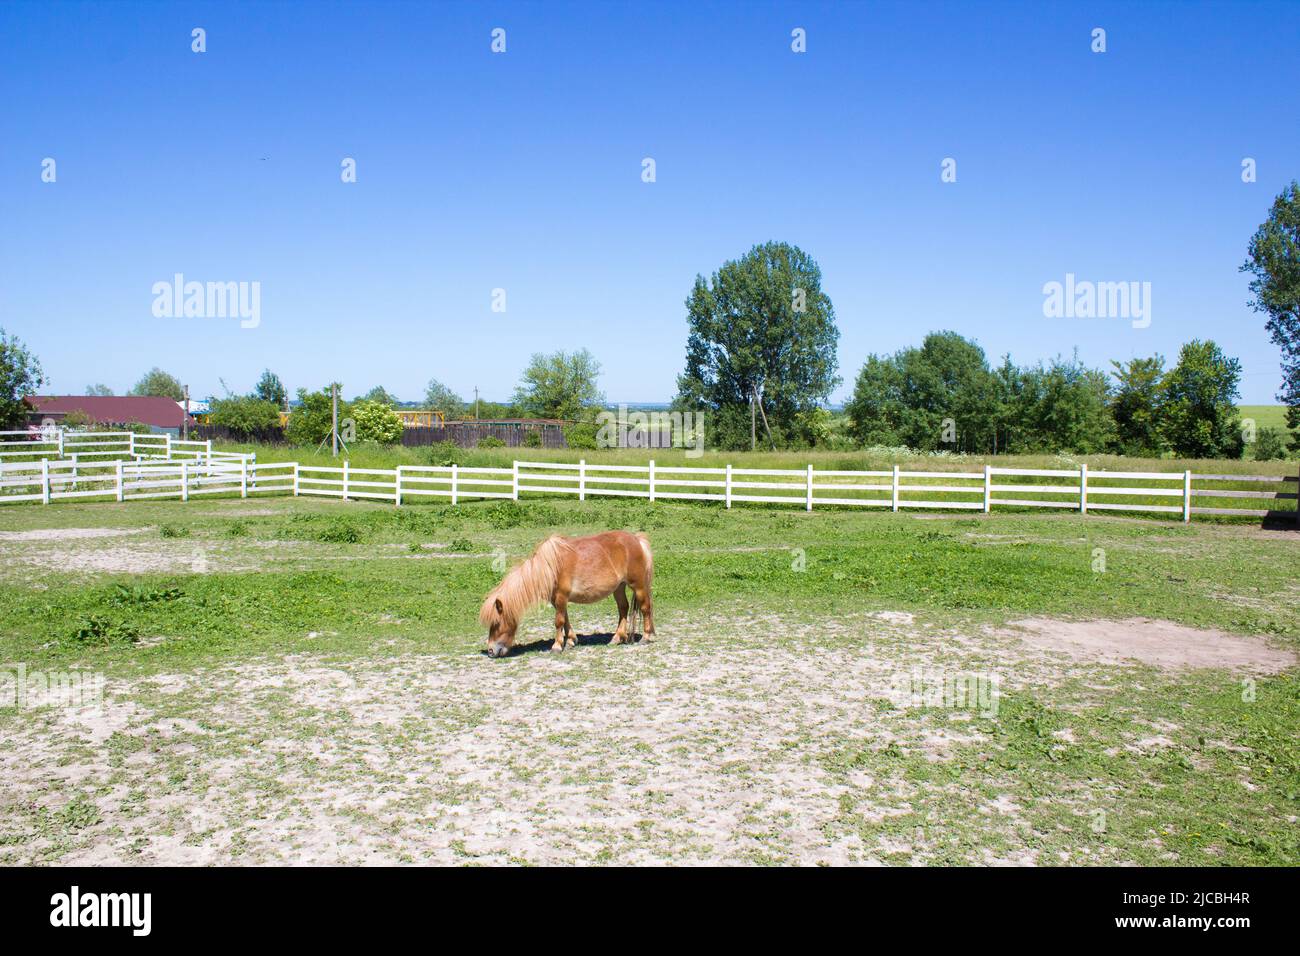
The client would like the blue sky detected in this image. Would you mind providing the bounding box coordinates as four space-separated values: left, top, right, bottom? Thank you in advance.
2 0 1296 405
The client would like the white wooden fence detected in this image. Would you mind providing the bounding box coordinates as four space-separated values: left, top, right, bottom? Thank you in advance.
0 432 1296 523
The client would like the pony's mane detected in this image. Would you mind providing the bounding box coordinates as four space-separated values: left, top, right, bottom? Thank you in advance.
480 535 573 627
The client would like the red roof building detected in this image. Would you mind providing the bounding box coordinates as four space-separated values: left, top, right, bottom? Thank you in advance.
26 396 194 430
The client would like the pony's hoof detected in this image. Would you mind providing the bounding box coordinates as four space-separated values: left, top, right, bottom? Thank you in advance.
550 643 564 653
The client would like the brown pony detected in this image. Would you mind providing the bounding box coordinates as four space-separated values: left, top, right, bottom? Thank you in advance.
480 531 655 658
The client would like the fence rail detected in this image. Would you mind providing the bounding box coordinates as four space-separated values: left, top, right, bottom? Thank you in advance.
0 432 1296 524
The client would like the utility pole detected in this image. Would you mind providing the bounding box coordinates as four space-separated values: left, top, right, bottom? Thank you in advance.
331 383 339 457
474 386 480 421
183 384 190 440
750 389 756 452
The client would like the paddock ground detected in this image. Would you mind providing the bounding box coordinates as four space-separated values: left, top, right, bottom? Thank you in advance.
0 496 1296 865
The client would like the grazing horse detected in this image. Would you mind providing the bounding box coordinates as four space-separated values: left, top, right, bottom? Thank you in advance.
480 531 655 658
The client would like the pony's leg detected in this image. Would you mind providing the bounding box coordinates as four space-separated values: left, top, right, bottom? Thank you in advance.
551 598 568 652
633 581 655 641
612 584 629 645
563 607 576 649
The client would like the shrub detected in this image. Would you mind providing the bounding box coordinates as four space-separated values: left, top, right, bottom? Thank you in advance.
522 429 542 448
285 387 352 447
351 400 403 444
209 396 281 436
1253 427 1288 461
477 435 505 448
564 422 598 450
159 524 190 538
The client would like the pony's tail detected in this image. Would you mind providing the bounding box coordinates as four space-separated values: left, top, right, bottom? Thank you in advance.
636 532 653 588
631 533 653 638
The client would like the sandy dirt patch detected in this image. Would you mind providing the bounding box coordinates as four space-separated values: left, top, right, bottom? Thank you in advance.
1007 617 1295 673
0 528 149 542
2 611 1291 866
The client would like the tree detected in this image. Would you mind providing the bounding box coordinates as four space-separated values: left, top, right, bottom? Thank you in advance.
284 386 351 447
252 370 287 407
1158 340 1243 459
86 383 114 396
845 332 995 451
1015 355 1116 454
423 379 465 418
1108 356 1166 455
0 327 45 430
676 241 840 449
351 400 403 444
129 367 184 401
512 349 605 420
1242 181 1300 450
357 386 399 406
208 396 281 436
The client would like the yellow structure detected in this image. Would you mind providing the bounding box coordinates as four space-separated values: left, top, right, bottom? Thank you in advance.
397 410 445 427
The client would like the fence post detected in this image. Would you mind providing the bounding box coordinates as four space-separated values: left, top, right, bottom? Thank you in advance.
240 459 248 499
342 459 350 501
648 459 656 503
70 454 78 488
41 459 50 505
165 433 172 461
1182 470 1192 523
891 464 900 512
128 431 135 459
206 439 213 464
1079 463 1088 515
450 463 458 506
395 466 403 507
293 461 300 497
180 461 189 502
512 461 519 501
983 464 992 513
579 459 586 502
250 452 258 492
57 429 64 458
116 460 123 502
806 464 814 512
725 463 732 509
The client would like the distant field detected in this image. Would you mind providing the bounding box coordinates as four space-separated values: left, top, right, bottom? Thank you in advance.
1239 405 1291 433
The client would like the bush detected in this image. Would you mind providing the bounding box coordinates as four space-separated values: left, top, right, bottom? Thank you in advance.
522 429 542 448
209 396 281 436
564 421 599 450
1253 427 1288 461
477 435 505 448
159 524 189 538
351 400 403 444
286 387 352 447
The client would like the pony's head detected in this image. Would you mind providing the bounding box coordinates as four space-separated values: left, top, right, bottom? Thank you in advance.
479 535 569 659
480 592 517 658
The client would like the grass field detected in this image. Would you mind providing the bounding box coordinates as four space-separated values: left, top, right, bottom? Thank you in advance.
1 493 1297 865
1239 405 1293 433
